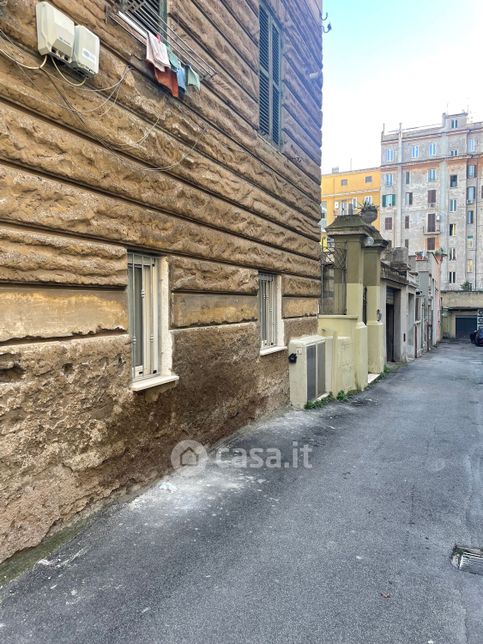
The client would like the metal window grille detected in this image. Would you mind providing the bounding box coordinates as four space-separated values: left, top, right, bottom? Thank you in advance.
127 253 160 381
107 0 215 80
259 273 278 348
259 3 282 146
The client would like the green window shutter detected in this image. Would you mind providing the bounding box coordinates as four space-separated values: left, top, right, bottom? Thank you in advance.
392 195 396 206
259 4 282 146
259 6 270 137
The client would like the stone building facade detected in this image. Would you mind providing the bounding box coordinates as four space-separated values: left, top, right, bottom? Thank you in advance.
380 112 483 291
0 0 323 562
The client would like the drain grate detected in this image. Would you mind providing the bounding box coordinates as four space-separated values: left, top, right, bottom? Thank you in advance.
451 545 483 576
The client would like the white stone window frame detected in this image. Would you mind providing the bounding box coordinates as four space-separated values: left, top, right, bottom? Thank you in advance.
259 273 285 356
429 142 437 157
127 253 178 392
411 145 419 159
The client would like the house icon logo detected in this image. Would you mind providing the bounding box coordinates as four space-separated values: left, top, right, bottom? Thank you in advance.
171 440 208 475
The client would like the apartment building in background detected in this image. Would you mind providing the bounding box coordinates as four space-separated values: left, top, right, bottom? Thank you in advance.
380 112 483 291
321 167 381 228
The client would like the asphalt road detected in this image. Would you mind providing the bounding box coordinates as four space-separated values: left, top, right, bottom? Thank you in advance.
1 341 483 643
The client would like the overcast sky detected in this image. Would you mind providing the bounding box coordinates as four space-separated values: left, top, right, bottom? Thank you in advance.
321 0 483 173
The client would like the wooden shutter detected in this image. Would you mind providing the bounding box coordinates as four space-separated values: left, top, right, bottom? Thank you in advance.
427 213 436 232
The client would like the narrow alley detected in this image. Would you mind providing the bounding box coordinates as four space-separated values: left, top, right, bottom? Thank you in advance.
1 341 482 643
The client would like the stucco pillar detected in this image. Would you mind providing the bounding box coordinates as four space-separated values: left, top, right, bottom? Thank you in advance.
364 241 386 374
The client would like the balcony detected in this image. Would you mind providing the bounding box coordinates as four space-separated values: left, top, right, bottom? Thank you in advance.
423 225 441 235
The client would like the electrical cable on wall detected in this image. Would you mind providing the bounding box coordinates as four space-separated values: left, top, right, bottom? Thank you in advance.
0 28 210 173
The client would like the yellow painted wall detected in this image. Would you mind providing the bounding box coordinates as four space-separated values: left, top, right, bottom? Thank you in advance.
322 168 381 229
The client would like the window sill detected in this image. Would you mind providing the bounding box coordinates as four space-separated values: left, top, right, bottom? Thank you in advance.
260 345 287 357
131 374 179 392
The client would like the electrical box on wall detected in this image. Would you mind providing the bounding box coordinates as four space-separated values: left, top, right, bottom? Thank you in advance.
36 1 75 63
72 26 100 76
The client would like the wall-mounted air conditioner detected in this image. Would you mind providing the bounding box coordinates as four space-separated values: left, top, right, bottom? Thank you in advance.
289 336 331 408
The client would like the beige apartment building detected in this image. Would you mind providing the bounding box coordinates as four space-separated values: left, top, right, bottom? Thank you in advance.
380 112 483 292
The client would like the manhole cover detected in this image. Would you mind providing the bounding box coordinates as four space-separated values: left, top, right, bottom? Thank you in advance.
451 545 483 576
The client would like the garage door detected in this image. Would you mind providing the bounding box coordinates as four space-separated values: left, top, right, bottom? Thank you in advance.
456 317 477 338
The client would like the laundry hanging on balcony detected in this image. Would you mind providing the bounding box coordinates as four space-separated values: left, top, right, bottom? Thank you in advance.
186 65 200 91
146 32 170 71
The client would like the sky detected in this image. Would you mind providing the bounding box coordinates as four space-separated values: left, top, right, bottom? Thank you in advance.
322 0 483 173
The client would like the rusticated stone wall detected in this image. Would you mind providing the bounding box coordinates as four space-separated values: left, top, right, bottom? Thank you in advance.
0 0 322 562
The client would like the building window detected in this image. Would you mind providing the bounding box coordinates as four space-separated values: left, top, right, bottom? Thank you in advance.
385 149 395 162
382 194 396 207
468 138 477 153
468 164 476 179
467 210 475 224
405 192 413 206
428 189 437 206
127 1 168 37
365 175 372 183
449 223 457 236
449 198 457 212
467 235 474 249
450 149 458 157
467 186 476 203
428 168 437 182
384 173 393 187
429 142 437 156
385 217 393 231
449 247 456 261
411 145 419 159
127 253 173 387
259 273 282 350
341 178 348 186
427 237 436 251
467 259 474 273
450 174 458 188
450 118 458 129
259 4 282 146
449 271 456 284
427 213 436 233
364 195 373 205
405 215 410 229
405 171 411 185
404 239 409 249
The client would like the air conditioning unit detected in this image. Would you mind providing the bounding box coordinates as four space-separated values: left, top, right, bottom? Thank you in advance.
436 215 441 222
289 336 331 408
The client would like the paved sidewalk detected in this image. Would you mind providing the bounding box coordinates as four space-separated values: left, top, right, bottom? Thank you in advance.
1 342 483 643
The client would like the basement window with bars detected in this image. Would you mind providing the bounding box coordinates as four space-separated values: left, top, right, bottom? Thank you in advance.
259 273 283 352
259 3 282 146
127 253 176 390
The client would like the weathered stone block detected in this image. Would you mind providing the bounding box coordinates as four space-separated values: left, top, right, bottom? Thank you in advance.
170 257 258 294
172 294 258 328
0 287 127 342
282 297 319 318
0 224 126 286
